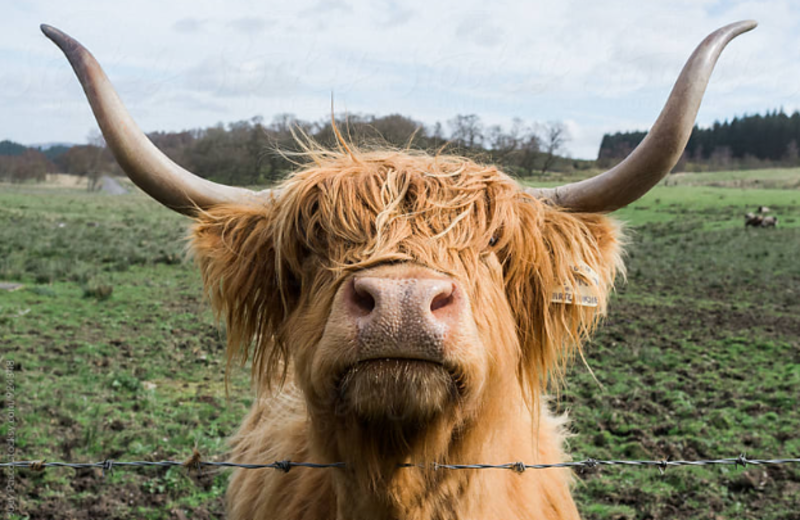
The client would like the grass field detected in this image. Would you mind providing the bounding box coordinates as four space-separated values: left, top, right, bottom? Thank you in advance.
669 168 800 190
1 170 799 519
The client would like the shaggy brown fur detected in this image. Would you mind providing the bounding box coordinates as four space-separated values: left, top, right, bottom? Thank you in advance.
190 148 623 519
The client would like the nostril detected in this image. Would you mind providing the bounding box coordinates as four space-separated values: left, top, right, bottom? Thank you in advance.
430 283 456 313
354 289 376 314
351 279 376 315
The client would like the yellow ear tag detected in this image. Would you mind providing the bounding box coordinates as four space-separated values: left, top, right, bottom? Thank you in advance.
551 264 600 307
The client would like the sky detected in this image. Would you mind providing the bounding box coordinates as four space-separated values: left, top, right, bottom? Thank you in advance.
1 0 799 159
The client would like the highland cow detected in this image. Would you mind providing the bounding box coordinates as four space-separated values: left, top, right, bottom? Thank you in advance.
42 20 756 520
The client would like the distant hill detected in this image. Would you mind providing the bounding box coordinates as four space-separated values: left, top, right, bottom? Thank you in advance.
0 140 72 161
0 140 28 156
40 145 72 161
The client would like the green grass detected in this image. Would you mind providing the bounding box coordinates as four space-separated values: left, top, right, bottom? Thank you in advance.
531 166 800 190
0 176 798 519
0 187 251 518
562 177 800 519
669 167 800 189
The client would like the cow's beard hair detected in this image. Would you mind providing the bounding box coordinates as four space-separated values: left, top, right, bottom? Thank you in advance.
322 359 465 488
337 359 458 425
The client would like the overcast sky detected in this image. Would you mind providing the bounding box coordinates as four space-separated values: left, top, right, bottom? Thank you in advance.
1 0 799 159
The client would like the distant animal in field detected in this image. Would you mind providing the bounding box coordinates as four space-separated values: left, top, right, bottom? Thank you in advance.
745 212 762 226
42 20 756 520
761 215 778 227
745 212 778 228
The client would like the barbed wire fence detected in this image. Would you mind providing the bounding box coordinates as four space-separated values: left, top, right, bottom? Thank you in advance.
3 453 800 477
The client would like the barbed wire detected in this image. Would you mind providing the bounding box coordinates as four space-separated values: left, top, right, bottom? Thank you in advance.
2 454 799 476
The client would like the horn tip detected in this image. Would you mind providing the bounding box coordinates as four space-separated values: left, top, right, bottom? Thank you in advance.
741 19 758 30
730 19 758 34
40 24 72 47
40 24 59 38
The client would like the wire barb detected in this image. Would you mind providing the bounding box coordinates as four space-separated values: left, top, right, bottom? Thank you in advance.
737 453 748 469
183 448 203 474
274 460 292 473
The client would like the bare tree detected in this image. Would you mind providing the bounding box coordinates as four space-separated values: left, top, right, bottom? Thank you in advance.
57 144 108 190
85 129 114 190
429 122 445 150
516 133 541 176
537 122 568 176
0 150 52 183
370 114 423 148
487 122 517 165
448 114 484 150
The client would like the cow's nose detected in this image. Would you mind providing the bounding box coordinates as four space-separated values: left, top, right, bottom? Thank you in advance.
351 277 455 317
345 276 461 359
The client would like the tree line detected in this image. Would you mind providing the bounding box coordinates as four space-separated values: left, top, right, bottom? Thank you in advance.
1 113 585 187
599 109 800 171
0 142 52 183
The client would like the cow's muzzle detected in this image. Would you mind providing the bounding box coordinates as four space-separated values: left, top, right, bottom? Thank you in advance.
343 273 463 364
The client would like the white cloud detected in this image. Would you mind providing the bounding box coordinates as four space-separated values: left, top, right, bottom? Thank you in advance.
454 14 504 48
172 17 206 34
2 0 798 158
228 17 275 34
372 1 414 28
184 55 303 98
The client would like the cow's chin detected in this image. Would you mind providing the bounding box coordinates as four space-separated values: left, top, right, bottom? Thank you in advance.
337 359 457 425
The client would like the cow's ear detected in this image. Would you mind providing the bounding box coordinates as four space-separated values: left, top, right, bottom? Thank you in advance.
190 204 290 389
503 198 624 394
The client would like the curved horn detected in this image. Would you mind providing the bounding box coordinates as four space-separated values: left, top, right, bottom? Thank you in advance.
41 24 266 215
528 20 757 213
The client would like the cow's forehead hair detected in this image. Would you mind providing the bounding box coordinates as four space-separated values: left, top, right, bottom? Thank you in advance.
272 148 529 274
